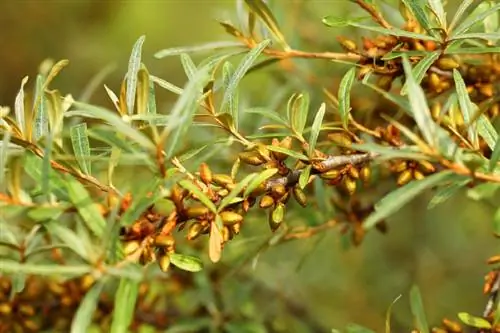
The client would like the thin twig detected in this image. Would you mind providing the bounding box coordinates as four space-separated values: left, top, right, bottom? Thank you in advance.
354 0 392 29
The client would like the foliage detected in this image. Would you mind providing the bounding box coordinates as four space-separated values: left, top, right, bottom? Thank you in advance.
1 0 500 332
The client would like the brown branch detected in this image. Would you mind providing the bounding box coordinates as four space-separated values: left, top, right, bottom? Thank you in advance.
282 220 338 241
265 152 378 190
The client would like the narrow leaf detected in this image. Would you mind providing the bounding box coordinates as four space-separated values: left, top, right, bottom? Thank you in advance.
219 39 271 114
45 221 90 261
453 69 479 148
222 62 239 130
33 74 49 141
401 0 436 37
299 164 312 189
458 312 492 329
410 285 430 333
149 75 183 95
363 171 456 229
452 3 500 37
209 219 223 263
110 278 139 333
65 176 106 237
180 53 197 80
243 168 278 197
308 103 326 156
401 51 440 95
290 92 310 137
70 123 92 175
219 172 256 211
477 115 498 150
0 260 91 276
126 35 145 115
71 280 106 333
179 179 216 213
266 145 308 161
136 65 150 116
402 56 437 147
489 137 500 171
244 0 290 50
154 41 243 59
338 68 356 128
147 79 157 115
14 76 29 138
0 129 11 191
428 0 446 29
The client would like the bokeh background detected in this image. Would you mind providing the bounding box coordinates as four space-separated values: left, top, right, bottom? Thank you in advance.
1 0 498 331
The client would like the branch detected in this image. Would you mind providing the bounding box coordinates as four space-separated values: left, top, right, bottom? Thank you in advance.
354 0 392 29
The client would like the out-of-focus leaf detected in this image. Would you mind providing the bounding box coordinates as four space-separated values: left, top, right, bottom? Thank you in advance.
489 136 500 171
453 69 479 148
0 260 91 276
71 280 106 333
180 53 197 80
427 178 471 209
410 285 430 333
155 41 244 59
65 176 106 237
402 56 437 147
243 168 278 197
110 278 139 333
246 107 287 125
45 221 90 261
445 46 500 54
342 323 377 333
220 39 271 116
338 68 356 128
449 0 475 31
179 179 216 213
467 183 500 201
125 35 145 115
451 32 500 41
308 103 326 156
363 171 457 229
222 62 239 130
27 205 67 222
169 253 203 272
66 102 155 152
120 179 163 226
458 312 492 329
401 51 440 95
494 207 500 237
244 0 290 50
70 123 92 175
14 76 29 138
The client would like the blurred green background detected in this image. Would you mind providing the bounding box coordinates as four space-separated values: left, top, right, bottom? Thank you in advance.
1 0 498 331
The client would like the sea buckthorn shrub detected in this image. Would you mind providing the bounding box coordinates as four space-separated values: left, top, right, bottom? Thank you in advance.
1 0 500 332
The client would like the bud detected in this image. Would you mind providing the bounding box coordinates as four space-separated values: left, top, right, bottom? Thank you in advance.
397 169 413 186
328 132 352 147
337 36 358 52
231 222 241 235
259 195 275 208
394 161 408 173
436 57 459 70
239 151 265 166
360 166 371 183
320 169 340 180
442 318 462 333
154 234 175 248
212 174 233 187
18 304 35 316
352 225 365 246
23 320 40 332
343 177 357 195
158 254 171 272
418 160 435 173
348 166 359 179
271 136 292 161
0 303 11 315
487 255 500 265
199 162 212 184
428 73 441 91
376 75 394 91
269 203 285 231
479 83 494 97
293 186 307 207
187 223 203 240
431 102 441 120
80 274 95 291
220 211 244 225
185 205 210 219
271 184 287 197
124 241 140 257
222 226 232 242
